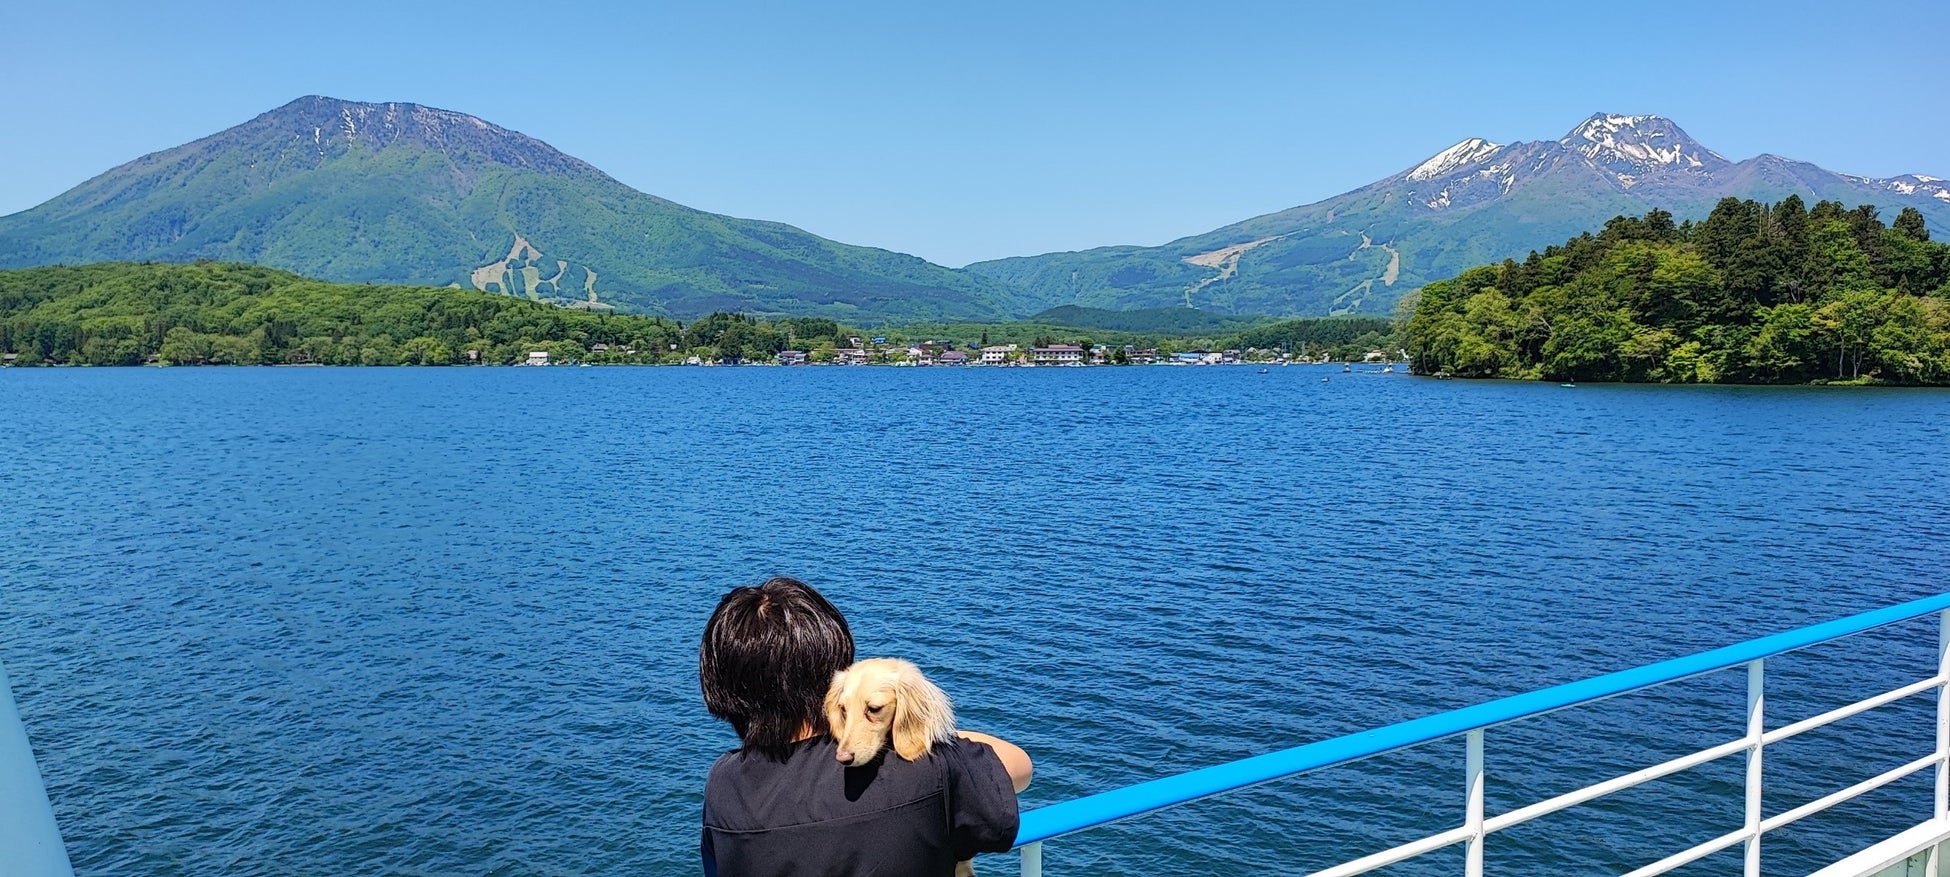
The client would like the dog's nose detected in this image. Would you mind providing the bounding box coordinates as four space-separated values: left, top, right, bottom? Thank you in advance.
836 750 854 765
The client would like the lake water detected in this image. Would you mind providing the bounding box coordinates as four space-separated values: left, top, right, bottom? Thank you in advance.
4 366 1949 876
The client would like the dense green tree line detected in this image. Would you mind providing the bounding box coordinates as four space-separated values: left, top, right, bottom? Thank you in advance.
1231 316 1396 358
1404 198 1950 383
0 262 859 365
0 260 1406 368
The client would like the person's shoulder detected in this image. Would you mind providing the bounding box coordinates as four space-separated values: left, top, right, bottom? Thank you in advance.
707 738 838 782
932 736 1006 776
706 746 742 770
938 735 994 759
704 747 744 790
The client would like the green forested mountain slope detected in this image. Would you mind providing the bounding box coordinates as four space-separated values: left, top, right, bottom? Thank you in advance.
0 96 1027 323
1403 198 1950 384
966 114 1950 319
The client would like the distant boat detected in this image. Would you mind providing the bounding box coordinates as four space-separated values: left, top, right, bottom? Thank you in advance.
1342 364 1351 373
1321 377 1330 383
1257 368 1269 374
1560 382 1577 388
1382 365 1394 373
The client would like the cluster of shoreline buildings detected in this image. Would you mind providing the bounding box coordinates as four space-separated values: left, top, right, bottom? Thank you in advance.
766 342 1377 367
778 343 1104 367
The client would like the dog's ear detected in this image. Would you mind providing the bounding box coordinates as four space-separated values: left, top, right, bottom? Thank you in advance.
823 668 849 737
890 662 956 760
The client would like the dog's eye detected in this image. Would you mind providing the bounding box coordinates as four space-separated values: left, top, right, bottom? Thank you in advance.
866 704 885 715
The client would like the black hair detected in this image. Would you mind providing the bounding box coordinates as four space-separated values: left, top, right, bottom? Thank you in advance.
699 576 855 759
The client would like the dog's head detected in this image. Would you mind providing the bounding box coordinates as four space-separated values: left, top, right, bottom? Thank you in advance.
824 657 956 766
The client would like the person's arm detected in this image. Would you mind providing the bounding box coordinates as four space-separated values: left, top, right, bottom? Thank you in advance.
958 730 1032 792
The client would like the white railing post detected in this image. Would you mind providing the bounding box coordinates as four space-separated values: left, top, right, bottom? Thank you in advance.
1745 659 1765 877
1937 609 1949 821
1466 728 1485 877
1933 610 1950 877
1021 840 1042 877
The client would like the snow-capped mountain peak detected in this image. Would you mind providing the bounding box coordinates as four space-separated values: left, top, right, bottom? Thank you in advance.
1559 112 1725 170
1406 137 1504 181
1380 110 1944 221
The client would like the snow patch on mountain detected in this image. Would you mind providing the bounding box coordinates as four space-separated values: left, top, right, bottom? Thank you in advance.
1485 161 1517 193
1846 173 1950 203
1407 138 1503 181
1563 113 1658 141
1560 113 1724 169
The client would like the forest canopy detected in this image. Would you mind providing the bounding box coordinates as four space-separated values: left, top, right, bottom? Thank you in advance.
1403 197 1950 384
0 262 857 366
0 261 1401 366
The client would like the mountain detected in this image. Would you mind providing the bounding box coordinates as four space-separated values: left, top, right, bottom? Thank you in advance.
0 96 1026 322
1025 304 1267 335
965 113 1950 317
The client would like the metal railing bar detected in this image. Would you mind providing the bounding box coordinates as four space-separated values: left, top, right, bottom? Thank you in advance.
1016 593 1950 846
1464 729 1485 877
1757 752 1943 835
1744 659 1764 877
1481 736 1750 834
1295 710 1935 876
1936 609 1949 825
1306 826 1474 877
1618 826 1749 877
1763 676 1943 746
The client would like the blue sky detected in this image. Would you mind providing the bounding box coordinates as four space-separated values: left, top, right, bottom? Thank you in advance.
6 0 1947 266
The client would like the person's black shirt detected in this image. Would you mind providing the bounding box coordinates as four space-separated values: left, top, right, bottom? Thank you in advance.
702 735 1019 877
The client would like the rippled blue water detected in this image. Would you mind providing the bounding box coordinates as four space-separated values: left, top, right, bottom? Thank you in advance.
4 366 1949 876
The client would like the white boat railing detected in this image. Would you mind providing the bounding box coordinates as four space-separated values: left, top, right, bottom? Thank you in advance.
0 661 75 877
1012 593 1950 877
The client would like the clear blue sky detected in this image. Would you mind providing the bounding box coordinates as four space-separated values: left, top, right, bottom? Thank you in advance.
6 0 1947 267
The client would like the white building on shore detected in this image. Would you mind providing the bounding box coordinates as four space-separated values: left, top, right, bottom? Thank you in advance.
1031 344 1084 365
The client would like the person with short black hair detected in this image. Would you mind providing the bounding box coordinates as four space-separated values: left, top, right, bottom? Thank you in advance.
699 576 1031 877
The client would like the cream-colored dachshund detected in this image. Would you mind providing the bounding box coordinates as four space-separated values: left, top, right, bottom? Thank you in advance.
825 657 957 766
826 658 977 875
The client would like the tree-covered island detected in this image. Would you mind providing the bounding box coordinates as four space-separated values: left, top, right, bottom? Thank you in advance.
1405 198 1950 384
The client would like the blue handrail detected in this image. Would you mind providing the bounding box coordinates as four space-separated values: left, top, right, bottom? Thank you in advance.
1016 591 1950 847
